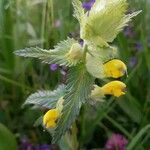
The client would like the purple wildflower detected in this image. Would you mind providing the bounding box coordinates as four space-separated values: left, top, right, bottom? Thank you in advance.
35 144 51 150
19 137 51 150
82 0 95 11
134 42 143 52
50 64 59 71
19 137 33 150
128 56 138 68
79 39 84 47
123 26 135 38
105 133 128 150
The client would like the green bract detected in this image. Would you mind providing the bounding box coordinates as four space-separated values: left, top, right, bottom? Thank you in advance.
86 45 118 78
79 0 141 46
15 0 141 143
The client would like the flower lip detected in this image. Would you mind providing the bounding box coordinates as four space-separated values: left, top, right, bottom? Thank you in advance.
122 87 127 93
119 68 128 77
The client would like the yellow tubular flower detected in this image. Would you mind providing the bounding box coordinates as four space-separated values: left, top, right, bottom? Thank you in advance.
91 81 126 98
103 59 127 78
101 81 126 97
43 109 59 128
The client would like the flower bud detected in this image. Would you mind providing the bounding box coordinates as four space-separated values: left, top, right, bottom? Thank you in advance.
66 43 83 65
103 59 127 78
43 109 59 128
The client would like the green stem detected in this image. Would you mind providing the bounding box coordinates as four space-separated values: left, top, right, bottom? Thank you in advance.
105 115 132 139
0 74 30 90
64 123 78 150
41 0 47 48
71 123 78 150
49 0 54 26
82 99 115 143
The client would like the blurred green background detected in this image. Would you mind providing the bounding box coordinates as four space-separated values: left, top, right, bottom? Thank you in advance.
0 0 150 149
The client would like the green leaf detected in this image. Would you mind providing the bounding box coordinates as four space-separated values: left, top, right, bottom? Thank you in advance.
34 116 43 127
81 0 141 46
15 38 79 66
117 93 142 124
15 46 51 58
72 0 85 26
127 124 150 150
0 123 17 150
24 84 65 109
86 46 118 79
52 63 94 143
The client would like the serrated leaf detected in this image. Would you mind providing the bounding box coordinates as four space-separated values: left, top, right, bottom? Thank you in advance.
81 0 141 46
52 63 94 143
86 46 118 78
24 84 65 109
15 46 50 58
72 0 85 26
15 38 79 66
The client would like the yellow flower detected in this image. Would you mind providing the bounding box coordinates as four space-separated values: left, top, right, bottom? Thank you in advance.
103 59 127 78
91 81 126 98
43 109 59 128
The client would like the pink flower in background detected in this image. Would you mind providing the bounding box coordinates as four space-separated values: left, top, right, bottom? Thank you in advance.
54 19 61 28
105 133 128 150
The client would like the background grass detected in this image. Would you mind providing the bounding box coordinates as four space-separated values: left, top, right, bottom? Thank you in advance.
0 0 150 149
